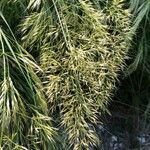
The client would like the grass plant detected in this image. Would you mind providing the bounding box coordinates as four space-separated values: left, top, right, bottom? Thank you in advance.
0 0 134 149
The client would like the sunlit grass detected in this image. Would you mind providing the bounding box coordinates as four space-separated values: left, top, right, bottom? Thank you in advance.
0 11 57 149
0 0 134 149
20 0 132 149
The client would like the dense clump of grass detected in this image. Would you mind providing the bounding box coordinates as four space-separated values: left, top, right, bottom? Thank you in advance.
0 0 133 149
20 0 132 149
0 7 57 150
